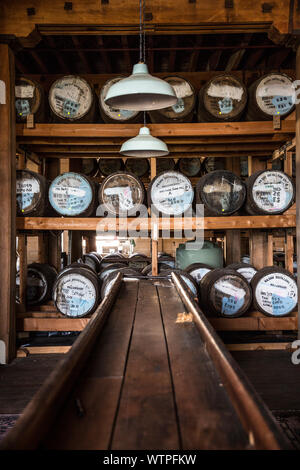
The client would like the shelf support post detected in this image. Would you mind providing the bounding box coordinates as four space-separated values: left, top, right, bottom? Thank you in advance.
296 44 300 339
0 44 16 363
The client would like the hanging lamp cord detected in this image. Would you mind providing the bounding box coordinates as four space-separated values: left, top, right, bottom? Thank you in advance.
139 0 143 62
139 0 146 63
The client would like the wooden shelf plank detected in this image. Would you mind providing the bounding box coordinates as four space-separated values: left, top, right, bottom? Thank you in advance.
16 121 295 139
16 314 297 332
16 214 296 231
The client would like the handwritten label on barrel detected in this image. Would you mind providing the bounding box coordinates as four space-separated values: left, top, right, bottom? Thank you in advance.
49 173 93 216
256 75 295 116
255 273 297 316
237 267 257 283
54 274 96 317
190 267 211 282
16 177 40 212
252 171 293 213
151 172 194 215
212 277 247 316
50 77 92 120
104 185 134 212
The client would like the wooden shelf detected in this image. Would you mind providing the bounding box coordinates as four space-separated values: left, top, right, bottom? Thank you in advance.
16 122 296 158
16 214 296 232
16 311 297 332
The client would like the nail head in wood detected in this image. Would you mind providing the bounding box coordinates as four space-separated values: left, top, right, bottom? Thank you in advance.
225 0 234 8
262 2 274 13
27 7 35 16
64 2 73 10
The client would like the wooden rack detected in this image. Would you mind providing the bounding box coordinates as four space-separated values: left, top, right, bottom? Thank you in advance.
15 120 297 336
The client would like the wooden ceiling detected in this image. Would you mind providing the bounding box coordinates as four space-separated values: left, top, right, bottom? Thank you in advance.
13 32 295 75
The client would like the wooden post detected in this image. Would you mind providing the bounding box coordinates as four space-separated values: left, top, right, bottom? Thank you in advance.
225 230 241 265
250 231 268 270
0 44 16 363
285 230 294 274
151 157 158 276
225 157 241 265
44 158 62 271
18 235 27 312
296 45 300 339
69 159 83 262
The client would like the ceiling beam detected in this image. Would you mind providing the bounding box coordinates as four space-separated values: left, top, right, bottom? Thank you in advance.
46 36 70 74
71 36 92 73
96 36 112 74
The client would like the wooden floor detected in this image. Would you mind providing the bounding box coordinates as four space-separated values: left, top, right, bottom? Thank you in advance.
1 279 300 449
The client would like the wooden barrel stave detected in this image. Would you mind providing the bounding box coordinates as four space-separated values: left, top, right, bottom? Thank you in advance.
149 76 196 123
196 170 246 216
98 171 145 216
251 266 297 317
53 263 100 317
49 75 96 123
49 172 98 217
200 268 252 317
197 74 247 122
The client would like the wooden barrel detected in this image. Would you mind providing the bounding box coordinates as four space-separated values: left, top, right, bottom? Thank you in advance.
101 268 140 298
124 158 150 178
80 252 102 273
159 269 199 297
15 77 45 123
246 73 295 121
157 158 176 175
149 76 196 123
197 74 247 122
128 253 150 272
98 263 128 282
148 170 194 216
16 263 57 306
177 158 201 177
82 159 99 177
99 77 142 123
53 262 100 317
98 171 145 216
98 158 124 176
196 170 246 216
200 268 252 317
16 169 49 217
49 75 95 123
184 263 212 283
201 157 226 174
141 262 173 276
226 263 257 283
251 266 297 317
245 170 295 215
49 172 98 217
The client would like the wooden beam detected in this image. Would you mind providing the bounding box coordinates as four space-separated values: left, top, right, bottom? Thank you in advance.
15 121 296 138
1 1 294 38
0 44 16 363
16 214 296 232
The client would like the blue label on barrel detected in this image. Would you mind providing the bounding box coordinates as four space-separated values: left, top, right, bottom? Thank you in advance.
49 173 93 216
271 293 296 316
67 296 95 316
221 295 244 315
17 192 35 211
271 95 294 115
62 99 80 118
218 97 233 115
16 99 30 117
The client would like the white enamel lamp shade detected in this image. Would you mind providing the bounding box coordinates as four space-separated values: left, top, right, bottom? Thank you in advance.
120 126 169 157
104 63 177 111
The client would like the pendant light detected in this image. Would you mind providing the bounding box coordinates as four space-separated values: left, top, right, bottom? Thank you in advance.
120 123 169 157
104 0 177 111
